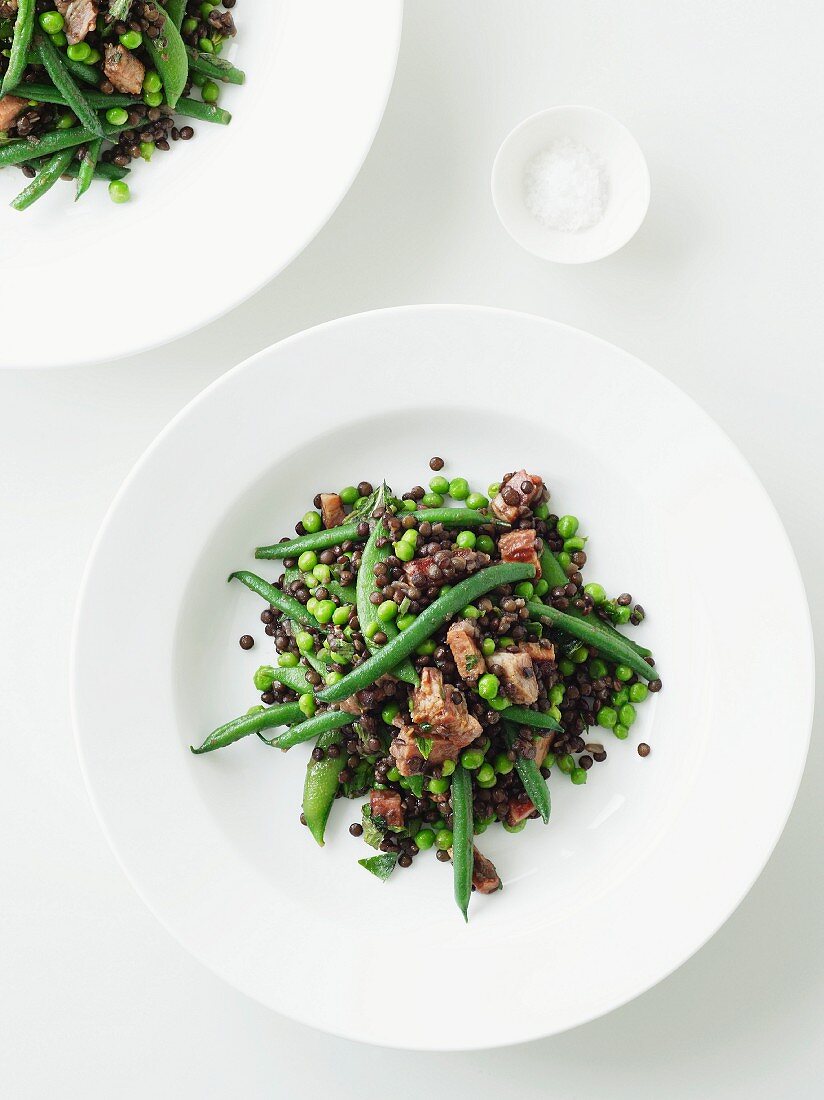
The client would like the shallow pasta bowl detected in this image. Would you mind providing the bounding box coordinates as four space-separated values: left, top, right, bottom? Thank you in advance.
71 305 813 1049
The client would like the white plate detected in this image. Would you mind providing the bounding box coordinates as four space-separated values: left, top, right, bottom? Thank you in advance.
71 306 813 1050
0 1 402 369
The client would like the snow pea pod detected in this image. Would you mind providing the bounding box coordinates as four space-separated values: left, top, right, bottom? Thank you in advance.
526 599 657 682
503 722 551 824
143 2 188 109
74 137 101 201
501 706 561 732
1 0 35 97
302 725 348 845
451 764 474 921
356 519 418 687
254 664 314 696
191 700 302 754
174 96 231 125
10 147 73 211
185 45 245 84
34 34 104 137
229 570 328 632
165 0 186 27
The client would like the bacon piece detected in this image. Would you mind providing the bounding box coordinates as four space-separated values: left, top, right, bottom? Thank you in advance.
533 732 555 768
486 650 539 705
0 94 27 131
446 619 486 684
103 43 145 95
505 791 536 826
472 847 502 893
490 469 544 523
64 0 97 45
519 640 556 666
370 788 404 829
497 528 541 578
410 667 481 744
319 492 346 530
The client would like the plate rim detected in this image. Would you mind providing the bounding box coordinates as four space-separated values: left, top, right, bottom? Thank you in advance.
70 304 815 1049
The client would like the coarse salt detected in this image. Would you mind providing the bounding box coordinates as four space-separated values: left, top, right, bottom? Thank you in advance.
523 138 608 232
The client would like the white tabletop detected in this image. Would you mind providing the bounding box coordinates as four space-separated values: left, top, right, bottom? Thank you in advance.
3 1 822 1095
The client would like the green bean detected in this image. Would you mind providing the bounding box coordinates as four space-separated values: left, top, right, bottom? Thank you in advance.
24 49 100 86
266 707 354 751
504 722 551 823
10 148 73 210
34 34 104 137
526 599 657 682
356 519 417 686
174 96 231 125
229 570 328 632
539 549 651 658
143 3 188 109
185 44 246 85
191 700 302 754
13 83 137 109
410 507 503 528
302 725 347 846
501 706 561 732
451 764 473 921
1 0 35 97
0 119 128 169
74 136 101 200
255 663 314 696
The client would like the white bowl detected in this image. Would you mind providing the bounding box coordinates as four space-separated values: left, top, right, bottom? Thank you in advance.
72 306 812 1049
492 105 650 263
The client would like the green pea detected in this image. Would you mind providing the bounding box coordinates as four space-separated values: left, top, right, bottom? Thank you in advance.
332 604 352 626
481 638 495 657
474 821 488 835
306 597 319 615
487 482 501 497
475 534 495 554
629 683 649 703
143 91 163 107
83 48 100 65
312 563 331 584
614 605 632 624
494 752 514 775
313 600 336 624
198 36 214 52
55 111 76 129
39 11 64 34
448 477 469 500
558 754 575 774
339 485 358 504
477 673 499 700
533 503 549 520
415 639 437 656
514 581 534 599
429 776 450 794
613 687 630 706
200 1 215 17
460 749 484 770
564 536 586 552
401 528 418 546
182 16 198 34
435 829 453 851
589 658 608 679
487 695 511 711
120 29 142 49
429 475 449 494
476 763 495 784
557 551 571 570
139 141 154 161
421 492 443 508
279 652 299 668
380 701 399 724
455 530 476 549
597 706 618 729
556 515 579 539
455 606 476 622
549 684 565 706
498 636 514 650
559 658 575 676
534 579 549 597
355 496 369 508
202 80 220 104
298 693 317 719
393 540 414 562
143 70 162 94
466 492 488 510
402 498 417 512
548 705 561 721
50 30 67 46
66 41 91 61
301 510 322 533
297 550 317 572
385 766 400 783
377 600 398 623
440 585 452 596
584 582 606 605
613 723 629 740
543 752 556 769
295 630 314 653
414 828 435 850
440 759 456 777
502 819 527 833
571 767 588 785
619 703 637 727
253 666 275 692
476 773 496 790
108 180 130 204
615 665 633 682
396 613 416 631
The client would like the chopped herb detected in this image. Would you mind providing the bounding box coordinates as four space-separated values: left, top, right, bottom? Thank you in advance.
358 852 398 881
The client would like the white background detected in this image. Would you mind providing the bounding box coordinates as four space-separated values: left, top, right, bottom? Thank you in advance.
2 1 822 1096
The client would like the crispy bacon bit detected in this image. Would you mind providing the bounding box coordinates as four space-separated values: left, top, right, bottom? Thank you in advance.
389 729 424 776
64 0 97 45
446 619 486 684
340 676 396 716
519 640 556 666
0 94 27 131
103 43 145 95
497 528 541 577
486 650 539 705
410 667 481 745
533 732 555 768
370 789 404 829
472 847 502 893
319 492 345 530
490 469 544 523
506 791 535 826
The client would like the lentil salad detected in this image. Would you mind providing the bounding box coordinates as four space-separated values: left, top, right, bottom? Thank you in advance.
0 0 242 208
194 460 661 920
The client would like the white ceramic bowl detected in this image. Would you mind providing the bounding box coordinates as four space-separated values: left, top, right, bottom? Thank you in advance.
72 306 812 1049
492 105 650 263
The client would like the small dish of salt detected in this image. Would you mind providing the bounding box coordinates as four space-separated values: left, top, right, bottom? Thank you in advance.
491 105 650 263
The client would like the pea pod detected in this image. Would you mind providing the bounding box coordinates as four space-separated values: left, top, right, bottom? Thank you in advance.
356 519 418 687
327 579 356 604
254 664 314 696
174 97 231 126
74 137 101 201
10 147 73 211
539 548 650 658
266 707 354 751
185 44 245 84
143 2 188 109
302 726 348 846
502 706 561 732
1 0 35 97
526 599 656 682
503 722 551 824
191 700 303 754
165 0 186 27
229 570 329 632
34 34 105 138
451 764 474 921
